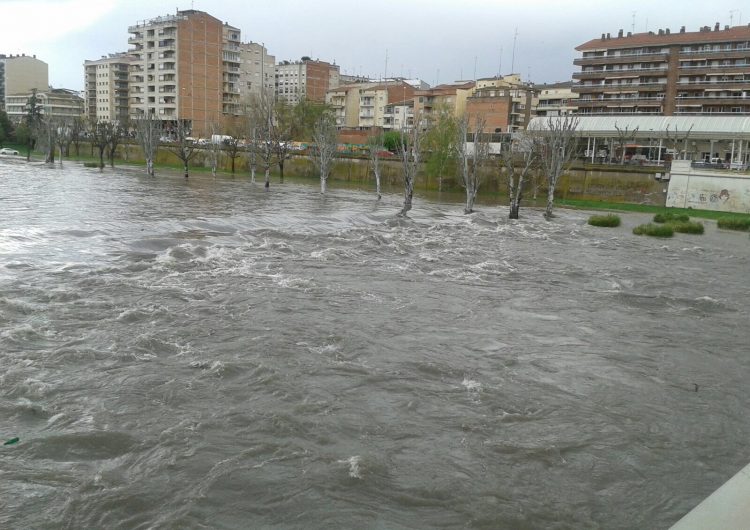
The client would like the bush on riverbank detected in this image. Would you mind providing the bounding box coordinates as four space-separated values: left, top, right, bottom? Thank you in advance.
717 217 750 231
588 214 621 227
633 223 674 237
653 212 690 223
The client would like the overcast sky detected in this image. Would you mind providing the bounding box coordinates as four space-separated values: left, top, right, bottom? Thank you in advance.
0 0 746 91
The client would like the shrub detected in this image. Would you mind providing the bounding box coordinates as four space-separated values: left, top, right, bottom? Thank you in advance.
717 217 750 232
653 212 690 223
588 214 621 227
671 221 704 235
633 223 674 237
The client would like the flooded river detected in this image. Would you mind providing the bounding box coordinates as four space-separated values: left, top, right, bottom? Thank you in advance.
2 160 749 529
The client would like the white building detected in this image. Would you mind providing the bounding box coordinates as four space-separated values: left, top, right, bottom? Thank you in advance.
84 53 131 123
0 54 48 111
239 42 275 100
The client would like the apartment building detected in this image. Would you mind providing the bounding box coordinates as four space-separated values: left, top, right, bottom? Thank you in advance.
465 75 536 133
127 10 241 135
533 81 578 116
326 80 417 130
239 42 275 100
84 53 131 123
413 81 476 122
573 23 750 116
0 54 48 111
276 59 340 104
5 88 84 122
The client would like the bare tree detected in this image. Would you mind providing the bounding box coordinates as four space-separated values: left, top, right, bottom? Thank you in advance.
537 116 579 219
311 112 338 194
245 126 259 183
271 101 294 183
88 119 110 170
169 120 198 178
69 116 85 158
107 121 124 168
248 92 275 188
663 124 694 161
367 132 385 200
134 113 161 176
207 122 223 177
397 115 423 216
55 120 72 165
501 132 540 219
39 117 58 164
613 122 639 164
456 114 490 214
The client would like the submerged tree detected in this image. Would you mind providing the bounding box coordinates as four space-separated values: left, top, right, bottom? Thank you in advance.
207 122 223 177
397 116 423 216
456 114 490 214
69 116 85 158
168 120 198 178
23 89 43 161
501 132 540 219
55 119 72 165
134 112 161 176
537 115 580 219
367 132 386 200
88 119 110 170
311 111 338 193
248 92 275 188
107 121 125 168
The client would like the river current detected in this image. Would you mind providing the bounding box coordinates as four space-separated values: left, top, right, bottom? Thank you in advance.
1 160 749 529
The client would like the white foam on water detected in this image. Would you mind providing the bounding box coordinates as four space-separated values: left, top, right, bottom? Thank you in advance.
338 455 363 479
462 377 481 392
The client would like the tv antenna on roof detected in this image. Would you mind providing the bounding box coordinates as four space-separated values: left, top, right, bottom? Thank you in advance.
631 11 636 33
730 10 742 26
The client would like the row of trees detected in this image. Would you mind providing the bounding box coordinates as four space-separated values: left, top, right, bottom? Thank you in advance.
362 110 579 219
12 89 579 220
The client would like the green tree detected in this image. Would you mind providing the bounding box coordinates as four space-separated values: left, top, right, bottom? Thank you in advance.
382 131 403 152
424 106 457 191
0 110 13 144
24 89 43 160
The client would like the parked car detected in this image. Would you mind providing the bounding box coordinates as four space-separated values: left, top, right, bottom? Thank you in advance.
0 147 20 156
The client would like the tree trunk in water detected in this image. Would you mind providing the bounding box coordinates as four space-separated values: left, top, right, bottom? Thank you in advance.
231 158 235 174
375 172 381 200
278 160 284 182
264 167 270 189
184 162 189 179
509 200 520 219
545 187 555 219
464 186 475 214
250 166 256 183
320 176 327 194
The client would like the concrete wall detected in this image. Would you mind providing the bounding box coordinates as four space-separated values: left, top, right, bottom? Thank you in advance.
666 160 750 214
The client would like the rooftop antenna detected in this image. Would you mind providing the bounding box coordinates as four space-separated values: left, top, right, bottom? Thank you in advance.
435 68 440 86
384 49 388 82
631 11 636 33
730 9 741 26
498 46 503 77
473 55 477 81
510 27 519 74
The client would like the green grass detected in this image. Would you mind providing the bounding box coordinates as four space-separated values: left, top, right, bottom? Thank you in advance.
653 212 690 223
670 221 705 234
557 198 750 223
588 214 621 227
717 217 750 231
633 223 674 237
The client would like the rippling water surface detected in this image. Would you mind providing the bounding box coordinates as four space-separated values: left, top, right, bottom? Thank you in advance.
2 160 749 529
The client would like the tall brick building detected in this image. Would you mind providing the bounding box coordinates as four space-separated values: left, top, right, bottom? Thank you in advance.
127 10 241 135
573 23 750 116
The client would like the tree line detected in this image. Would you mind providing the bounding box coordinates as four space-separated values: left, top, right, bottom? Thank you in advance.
5 90 580 220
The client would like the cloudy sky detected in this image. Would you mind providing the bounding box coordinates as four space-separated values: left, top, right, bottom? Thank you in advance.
0 0 746 90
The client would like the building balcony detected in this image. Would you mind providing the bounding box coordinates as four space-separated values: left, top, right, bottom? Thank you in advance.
679 48 750 60
128 35 142 44
574 52 669 66
678 64 750 74
573 68 668 79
